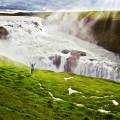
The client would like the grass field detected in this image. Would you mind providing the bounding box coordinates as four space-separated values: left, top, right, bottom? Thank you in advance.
0 57 120 120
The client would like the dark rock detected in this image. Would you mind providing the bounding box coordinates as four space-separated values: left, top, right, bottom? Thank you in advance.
91 15 120 53
64 56 79 72
89 58 96 61
7 25 13 27
32 21 42 31
62 50 86 72
61 49 70 54
40 28 42 31
49 55 61 68
0 26 9 39
71 50 86 58
18 25 22 28
80 52 86 56
32 21 39 28
53 55 61 68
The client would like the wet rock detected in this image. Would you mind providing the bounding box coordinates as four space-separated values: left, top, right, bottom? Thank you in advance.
7 25 13 27
49 55 61 68
61 49 70 54
89 58 97 61
18 25 22 28
71 50 86 58
32 21 42 31
40 28 42 31
0 26 9 39
79 52 86 56
32 21 39 27
64 56 79 72
63 50 86 72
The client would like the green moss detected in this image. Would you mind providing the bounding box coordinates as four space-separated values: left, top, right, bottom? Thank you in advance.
77 11 120 20
0 58 120 120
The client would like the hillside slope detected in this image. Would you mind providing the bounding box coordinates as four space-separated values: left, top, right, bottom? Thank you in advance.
0 58 120 120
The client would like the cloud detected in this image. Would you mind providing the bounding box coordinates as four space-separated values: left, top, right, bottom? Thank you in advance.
0 0 120 11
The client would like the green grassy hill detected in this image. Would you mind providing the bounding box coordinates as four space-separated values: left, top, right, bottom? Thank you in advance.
0 57 120 120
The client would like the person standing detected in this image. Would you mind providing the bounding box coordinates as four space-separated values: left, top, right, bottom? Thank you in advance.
30 63 36 74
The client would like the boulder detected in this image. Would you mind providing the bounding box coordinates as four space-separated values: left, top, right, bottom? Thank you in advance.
0 26 9 39
64 50 86 72
71 50 86 58
61 49 70 54
49 55 61 68
64 56 79 72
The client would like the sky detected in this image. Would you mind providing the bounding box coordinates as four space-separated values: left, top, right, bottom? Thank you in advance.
0 0 120 11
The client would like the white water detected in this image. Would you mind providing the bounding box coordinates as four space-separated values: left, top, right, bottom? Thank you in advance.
0 15 120 82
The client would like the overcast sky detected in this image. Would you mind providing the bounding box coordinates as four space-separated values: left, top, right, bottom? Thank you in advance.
0 0 119 11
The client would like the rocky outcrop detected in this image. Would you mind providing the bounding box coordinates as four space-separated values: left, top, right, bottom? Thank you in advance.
91 17 120 53
61 49 86 57
64 56 79 72
71 50 86 58
77 14 120 54
49 55 61 68
0 26 9 39
80 13 120 54
49 50 86 72
64 50 86 72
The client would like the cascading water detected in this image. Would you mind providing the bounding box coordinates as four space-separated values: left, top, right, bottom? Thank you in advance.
0 14 120 82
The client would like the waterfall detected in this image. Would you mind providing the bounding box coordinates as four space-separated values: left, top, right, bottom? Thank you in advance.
32 54 120 82
0 15 120 82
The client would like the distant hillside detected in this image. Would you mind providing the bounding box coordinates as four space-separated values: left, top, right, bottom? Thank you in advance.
0 57 120 120
0 12 52 18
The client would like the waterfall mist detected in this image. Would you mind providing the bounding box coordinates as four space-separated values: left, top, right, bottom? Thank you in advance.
0 12 120 82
